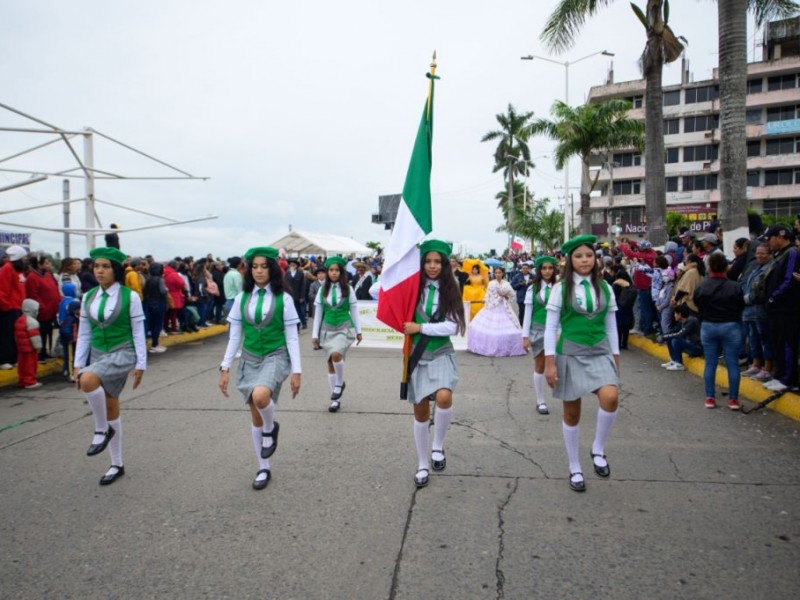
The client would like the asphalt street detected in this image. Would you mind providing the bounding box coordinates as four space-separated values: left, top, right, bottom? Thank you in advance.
1 332 798 599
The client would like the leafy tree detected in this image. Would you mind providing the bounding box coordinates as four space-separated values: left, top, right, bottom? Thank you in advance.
365 241 383 256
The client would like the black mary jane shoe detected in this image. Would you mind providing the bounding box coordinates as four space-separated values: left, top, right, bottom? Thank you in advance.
252 468 271 490
261 422 280 459
330 381 346 401
590 452 611 478
328 400 340 413
99 465 125 486
87 426 115 457
537 403 550 415
431 449 446 472
569 472 586 492
414 468 429 488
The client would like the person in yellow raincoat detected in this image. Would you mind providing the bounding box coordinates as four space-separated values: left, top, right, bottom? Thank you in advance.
461 258 489 320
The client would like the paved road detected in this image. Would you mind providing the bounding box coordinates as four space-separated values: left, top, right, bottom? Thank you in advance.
1 333 799 599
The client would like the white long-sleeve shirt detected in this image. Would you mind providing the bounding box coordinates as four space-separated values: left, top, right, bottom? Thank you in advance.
312 283 361 338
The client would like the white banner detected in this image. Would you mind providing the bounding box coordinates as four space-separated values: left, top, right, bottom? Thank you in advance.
357 300 468 350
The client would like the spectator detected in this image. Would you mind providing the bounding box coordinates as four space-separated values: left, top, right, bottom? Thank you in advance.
693 252 745 410
191 260 211 328
25 255 61 360
124 258 146 300
510 262 534 326
15 298 42 389
450 257 468 295
308 268 326 319
104 223 120 249
0 245 29 370
79 258 98 293
223 257 244 317
56 257 82 299
659 304 703 370
164 261 191 334
611 266 636 350
350 261 374 301
210 261 226 324
617 236 658 335
739 242 773 382
143 263 169 353
727 238 751 281
283 257 308 330
671 253 704 317
58 299 81 381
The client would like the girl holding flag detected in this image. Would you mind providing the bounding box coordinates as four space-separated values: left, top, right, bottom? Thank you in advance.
401 240 466 488
312 256 362 413
522 255 559 415
544 235 620 493
218 246 302 491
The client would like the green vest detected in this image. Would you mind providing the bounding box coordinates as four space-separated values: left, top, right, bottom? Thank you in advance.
413 289 450 353
530 283 551 330
321 285 353 328
556 280 611 354
85 286 134 352
241 290 286 356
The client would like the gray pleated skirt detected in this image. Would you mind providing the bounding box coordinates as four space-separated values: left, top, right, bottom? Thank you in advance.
528 324 545 356
553 353 618 401
82 345 137 399
408 350 459 405
236 348 291 404
320 323 356 361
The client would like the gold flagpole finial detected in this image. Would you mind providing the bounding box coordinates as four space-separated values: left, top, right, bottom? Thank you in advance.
430 50 437 73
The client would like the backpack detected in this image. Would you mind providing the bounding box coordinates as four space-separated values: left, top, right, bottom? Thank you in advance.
618 286 637 310
751 247 789 304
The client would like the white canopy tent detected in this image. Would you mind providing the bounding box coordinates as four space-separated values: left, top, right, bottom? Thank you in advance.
269 230 371 257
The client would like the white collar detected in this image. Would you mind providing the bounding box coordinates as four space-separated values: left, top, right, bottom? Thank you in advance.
571 273 592 285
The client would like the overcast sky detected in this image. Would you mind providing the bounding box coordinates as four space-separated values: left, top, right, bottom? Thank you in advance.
1 1 754 260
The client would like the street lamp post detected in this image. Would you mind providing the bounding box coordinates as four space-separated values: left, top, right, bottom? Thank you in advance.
521 50 614 243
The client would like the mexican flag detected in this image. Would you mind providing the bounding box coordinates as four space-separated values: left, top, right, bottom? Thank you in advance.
511 235 524 250
376 66 436 333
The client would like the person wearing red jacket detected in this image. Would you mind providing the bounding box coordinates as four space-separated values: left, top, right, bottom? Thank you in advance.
25 255 61 360
616 236 658 335
15 298 42 388
164 261 193 333
0 245 29 369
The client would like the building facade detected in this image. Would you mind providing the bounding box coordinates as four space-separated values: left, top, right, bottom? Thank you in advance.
585 17 800 239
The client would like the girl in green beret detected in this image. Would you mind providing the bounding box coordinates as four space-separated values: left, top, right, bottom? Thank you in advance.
74 247 147 486
312 256 363 412
522 256 559 415
543 235 620 492
402 240 466 488
218 246 302 490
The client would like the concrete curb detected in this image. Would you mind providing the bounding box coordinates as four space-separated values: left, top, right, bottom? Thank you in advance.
628 333 800 422
0 324 229 389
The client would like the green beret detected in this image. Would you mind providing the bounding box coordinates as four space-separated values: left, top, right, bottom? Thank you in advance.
89 247 127 265
419 239 452 259
325 256 347 269
244 246 279 261
534 256 557 269
561 234 597 255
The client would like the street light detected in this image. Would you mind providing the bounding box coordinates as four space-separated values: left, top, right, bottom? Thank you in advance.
521 50 614 242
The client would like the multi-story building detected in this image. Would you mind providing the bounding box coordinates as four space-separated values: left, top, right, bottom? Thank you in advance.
585 17 800 239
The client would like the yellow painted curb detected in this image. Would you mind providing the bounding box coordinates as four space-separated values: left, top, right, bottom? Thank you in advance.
0 324 228 389
628 334 800 422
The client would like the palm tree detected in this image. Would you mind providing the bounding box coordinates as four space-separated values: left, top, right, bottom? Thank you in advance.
493 180 531 226
481 104 536 232
529 99 645 235
718 0 798 249
542 0 686 245
505 197 566 250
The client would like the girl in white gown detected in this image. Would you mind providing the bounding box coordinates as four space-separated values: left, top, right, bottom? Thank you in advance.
467 267 525 357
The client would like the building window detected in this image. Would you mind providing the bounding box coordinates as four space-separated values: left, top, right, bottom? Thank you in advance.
747 78 763 94
746 108 762 124
665 148 679 164
765 137 797 155
630 96 643 108
685 85 719 104
746 141 761 157
747 170 760 187
609 207 644 223
767 74 798 91
612 152 642 167
612 180 642 195
683 174 718 191
763 198 800 217
684 115 719 133
665 176 679 192
664 118 680 135
766 105 798 122
764 168 796 185
663 90 680 106
683 144 718 162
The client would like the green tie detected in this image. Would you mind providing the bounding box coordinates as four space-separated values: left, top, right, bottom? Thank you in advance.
255 288 266 324
98 291 109 323
581 280 594 313
331 284 337 305
425 284 436 317
543 284 551 305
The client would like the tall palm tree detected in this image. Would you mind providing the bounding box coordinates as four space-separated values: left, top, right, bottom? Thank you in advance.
505 197 566 250
481 104 536 232
494 180 531 226
529 99 645 234
542 0 686 245
718 0 798 250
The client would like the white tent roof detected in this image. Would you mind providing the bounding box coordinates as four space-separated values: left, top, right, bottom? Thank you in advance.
269 230 371 257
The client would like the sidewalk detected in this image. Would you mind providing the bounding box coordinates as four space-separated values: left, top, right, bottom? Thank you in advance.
0 324 228 389
628 333 800 422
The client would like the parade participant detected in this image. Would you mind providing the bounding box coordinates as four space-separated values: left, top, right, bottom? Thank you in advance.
74 247 147 486
522 256 558 415
218 246 301 491
461 259 488 321
467 266 525 357
544 235 620 492
312 256 362 412
402 240 466 488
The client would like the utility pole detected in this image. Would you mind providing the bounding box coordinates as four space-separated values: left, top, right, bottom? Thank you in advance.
62 179 70 258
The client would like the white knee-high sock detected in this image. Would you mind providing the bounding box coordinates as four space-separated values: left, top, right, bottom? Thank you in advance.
333 360 345 387
413 420 429 471
562 422 582 475
85 387 108 443
533 373 546 405
251 425 271 472
257 401 275 433
592 407 618 463
108 418 122 466
432 406 452 453
327 373 337 393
